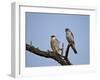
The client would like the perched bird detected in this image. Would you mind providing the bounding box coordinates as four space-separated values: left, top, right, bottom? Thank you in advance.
65 28 77 54
50 35 60 55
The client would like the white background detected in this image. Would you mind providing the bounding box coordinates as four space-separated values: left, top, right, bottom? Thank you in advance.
0 0 100 80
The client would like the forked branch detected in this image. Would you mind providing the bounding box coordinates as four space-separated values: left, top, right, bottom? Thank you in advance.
26 44 72 65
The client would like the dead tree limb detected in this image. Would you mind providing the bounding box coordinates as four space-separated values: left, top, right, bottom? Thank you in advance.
65 44 71 59
26 44 72 65
61 43 64 56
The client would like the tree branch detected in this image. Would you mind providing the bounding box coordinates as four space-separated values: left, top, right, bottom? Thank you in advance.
65 44 71 59
26 44 72 65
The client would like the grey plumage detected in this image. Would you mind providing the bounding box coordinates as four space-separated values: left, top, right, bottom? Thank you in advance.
65 28 77 54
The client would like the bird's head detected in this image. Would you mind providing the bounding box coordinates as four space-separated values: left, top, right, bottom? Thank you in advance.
65 28 70 32
51 35 56 39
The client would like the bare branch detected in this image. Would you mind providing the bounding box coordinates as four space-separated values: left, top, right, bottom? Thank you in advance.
65 44 71 59
61 43 64 56
26 44 72 65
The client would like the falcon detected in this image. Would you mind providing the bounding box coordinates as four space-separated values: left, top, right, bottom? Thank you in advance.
50 35 60 55
65 28 77 54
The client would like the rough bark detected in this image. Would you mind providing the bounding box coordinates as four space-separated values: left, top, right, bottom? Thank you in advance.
26 44 72 65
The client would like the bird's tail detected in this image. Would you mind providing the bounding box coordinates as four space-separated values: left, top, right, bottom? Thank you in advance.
71 45 77 54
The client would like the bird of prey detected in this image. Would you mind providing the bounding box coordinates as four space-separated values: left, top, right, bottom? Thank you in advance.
50 35 60 55
65 28 77 54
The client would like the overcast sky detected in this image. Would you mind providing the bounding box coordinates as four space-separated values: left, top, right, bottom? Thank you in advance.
25 12 90 67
